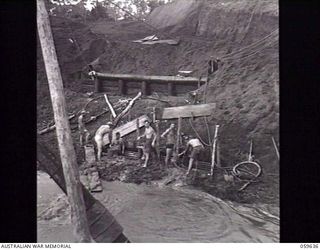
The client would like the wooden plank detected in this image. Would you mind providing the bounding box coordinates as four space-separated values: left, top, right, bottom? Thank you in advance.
155 103 216 120
103 115 149 146
95 72 207 84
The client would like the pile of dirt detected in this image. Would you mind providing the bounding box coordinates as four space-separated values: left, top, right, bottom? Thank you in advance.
37 0 279 204
96 156 167 184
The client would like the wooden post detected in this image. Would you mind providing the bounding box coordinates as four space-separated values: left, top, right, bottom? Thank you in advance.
152 107 156 123
210 125 220 178
141 81 148 96
104 94 117 118
271 136 280 160
136 117 141 154
94 77 102 93
176 117 182 155
128 109 132 122
216 142 221 168
155 120 160 160
136 117 140 138
168 82 174 96
37 0 93 243
118 79 125 95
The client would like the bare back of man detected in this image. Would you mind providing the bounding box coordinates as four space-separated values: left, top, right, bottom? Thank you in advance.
94 123 112 161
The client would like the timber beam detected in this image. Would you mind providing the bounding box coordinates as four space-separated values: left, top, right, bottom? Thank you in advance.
94 72 207 84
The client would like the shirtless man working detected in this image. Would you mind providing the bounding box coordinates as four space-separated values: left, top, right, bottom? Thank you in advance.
180 135 204 175
137 120 157 168
94 121 113 161
78 110 90 146
161 123 175 167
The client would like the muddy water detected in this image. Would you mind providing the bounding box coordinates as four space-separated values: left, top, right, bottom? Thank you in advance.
37 172 279 243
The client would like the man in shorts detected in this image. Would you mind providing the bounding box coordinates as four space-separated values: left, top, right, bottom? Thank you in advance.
137 120 157 168
180 135 205 175
161 123 176 167
78 110 90 146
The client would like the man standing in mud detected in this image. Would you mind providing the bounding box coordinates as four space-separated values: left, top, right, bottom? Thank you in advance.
179 135 205 175
161 123 176 167
137 120 157 168
78 110 90 146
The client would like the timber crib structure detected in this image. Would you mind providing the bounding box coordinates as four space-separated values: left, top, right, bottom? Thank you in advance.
91 72 207 96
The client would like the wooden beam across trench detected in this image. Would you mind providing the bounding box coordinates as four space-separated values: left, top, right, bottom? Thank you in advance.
155 103 216 120
92 72 207 95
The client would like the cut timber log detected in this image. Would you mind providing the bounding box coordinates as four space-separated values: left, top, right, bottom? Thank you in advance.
155 103 216 120
103 115 149 146
94 72 207 84
38 114 75 135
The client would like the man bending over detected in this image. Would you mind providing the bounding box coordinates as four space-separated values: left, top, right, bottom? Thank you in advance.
180 135 204 175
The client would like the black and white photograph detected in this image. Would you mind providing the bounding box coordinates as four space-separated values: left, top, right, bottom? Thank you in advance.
36 0 280 243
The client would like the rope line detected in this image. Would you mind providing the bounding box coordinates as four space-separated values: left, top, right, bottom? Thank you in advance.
188 118 211 147
225 38 278 61
240 0 261 43
221 28 278 59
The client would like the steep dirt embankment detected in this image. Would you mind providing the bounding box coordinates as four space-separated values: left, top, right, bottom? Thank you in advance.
37 0 279 203
146 0 279 172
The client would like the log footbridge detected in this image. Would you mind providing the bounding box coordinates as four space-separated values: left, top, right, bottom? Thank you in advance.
91 72 207 96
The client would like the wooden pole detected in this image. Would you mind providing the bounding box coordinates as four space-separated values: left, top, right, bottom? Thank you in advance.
248 140 253 162
118 79 125 95
176 117 182 155
152 107 156 123
271 136 280 160
216 142 221 168
37 0 93 242
210 125 220 178
141 81 148 96
168 82 174 96
94 77 102 93
136 117 140 138
155 120 160 160
104 94 117 118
